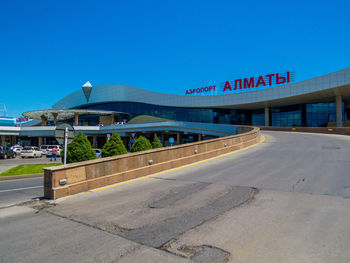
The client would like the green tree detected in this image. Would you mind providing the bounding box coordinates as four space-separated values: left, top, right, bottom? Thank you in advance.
62 133 96 164
131 136 152 152
152 136 163 149
101 132 127 157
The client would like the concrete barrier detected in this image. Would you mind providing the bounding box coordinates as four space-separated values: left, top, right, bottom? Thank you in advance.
260 126 350 136
44 127 260 200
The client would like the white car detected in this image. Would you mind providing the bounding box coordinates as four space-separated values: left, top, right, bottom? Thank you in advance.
12 146 23 156
11 145 22 150
46 145 62 157
40 145 49 155
93 148 102 158
21 146 42 158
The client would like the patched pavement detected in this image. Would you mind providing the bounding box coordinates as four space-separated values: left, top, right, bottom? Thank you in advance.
40 177 254 262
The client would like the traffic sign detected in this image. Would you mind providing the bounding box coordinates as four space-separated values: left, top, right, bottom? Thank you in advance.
55 124 75 144
169 137 174 144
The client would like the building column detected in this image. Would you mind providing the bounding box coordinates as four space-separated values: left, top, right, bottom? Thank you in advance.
52 113 58 126
198 134 202 141
11 136 17 146
74 113 79 126
92 135 97 148
176 132 180 145
41 115 47 126
336 95 343 127
264 106 269 126
161 134 164 144
1 135 6 146
38 136 43 146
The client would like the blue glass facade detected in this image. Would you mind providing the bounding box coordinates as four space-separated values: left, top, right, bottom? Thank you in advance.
271 105 302 127
252 109 265 126
77 101 346 127
306 102 343 127
269 102 346 127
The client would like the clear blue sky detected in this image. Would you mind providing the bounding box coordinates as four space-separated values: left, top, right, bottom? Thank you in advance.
1 0 349 117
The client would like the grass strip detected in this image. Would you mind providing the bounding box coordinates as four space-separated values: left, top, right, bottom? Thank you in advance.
0 163 62 177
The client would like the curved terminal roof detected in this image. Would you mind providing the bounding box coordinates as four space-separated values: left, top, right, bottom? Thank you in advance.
23 109 128 121
0 121 243 137
52 68 350 110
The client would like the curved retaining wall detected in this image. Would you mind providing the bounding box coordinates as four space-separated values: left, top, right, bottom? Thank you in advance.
44 127 261 200
260 126 350 136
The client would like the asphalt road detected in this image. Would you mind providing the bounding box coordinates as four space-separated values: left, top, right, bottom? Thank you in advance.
0 177 43 208
0 156 60 208
1 131 350 262
157 131 350 198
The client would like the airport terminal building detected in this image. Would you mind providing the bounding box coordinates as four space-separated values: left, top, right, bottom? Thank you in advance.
52 68 350 127
1 67 350 147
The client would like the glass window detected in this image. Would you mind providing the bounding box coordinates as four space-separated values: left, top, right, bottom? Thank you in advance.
271 105 301 127
73 101 343 127
305 102 344 127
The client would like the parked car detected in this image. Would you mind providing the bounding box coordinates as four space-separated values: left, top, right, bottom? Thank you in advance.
40 145 49 155
11 144 22 151
12 146 23 156
46 145 62 157
0 146 16 159
93 148 102 158
21 146 42 158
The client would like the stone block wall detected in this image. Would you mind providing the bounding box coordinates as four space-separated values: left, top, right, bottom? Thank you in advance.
44 127 261 200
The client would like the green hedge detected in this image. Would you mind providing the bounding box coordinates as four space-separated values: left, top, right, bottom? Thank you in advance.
102 132 127 157
152 136 163 149
131 136 152 152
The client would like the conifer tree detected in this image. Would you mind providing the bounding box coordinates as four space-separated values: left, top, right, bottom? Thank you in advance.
101 132 127 157
62 133 96 164
131 136 152 152
151 136 163 149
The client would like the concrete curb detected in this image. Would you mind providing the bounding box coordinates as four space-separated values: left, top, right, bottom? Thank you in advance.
0 174 43 181
260 126 350 136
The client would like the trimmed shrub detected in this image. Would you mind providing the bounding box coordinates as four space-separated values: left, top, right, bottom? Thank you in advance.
152 136 163 149
62 133 96 164
102 132 127 157
131 136 152 152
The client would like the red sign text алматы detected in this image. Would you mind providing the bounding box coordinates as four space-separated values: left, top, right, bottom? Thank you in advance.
223 72 293 92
